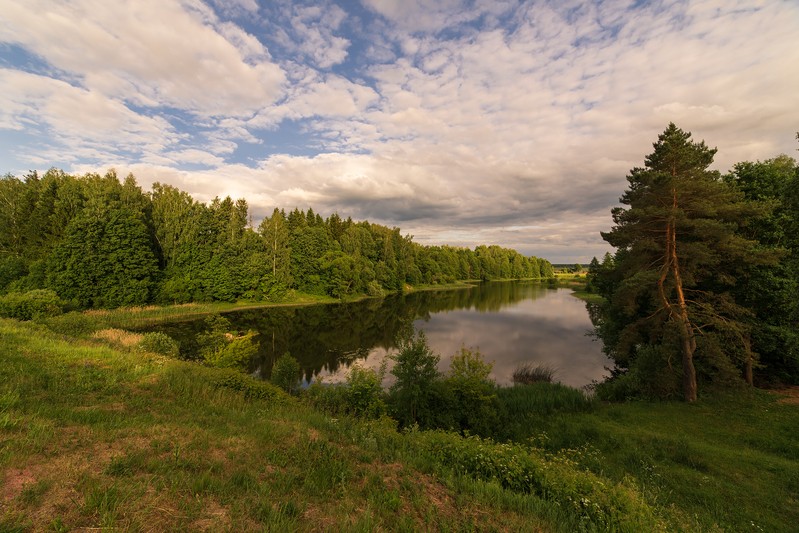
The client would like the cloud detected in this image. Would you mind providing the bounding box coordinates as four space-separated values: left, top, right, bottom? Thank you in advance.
0 0 285 116
0 68 178 163
2 0 798 263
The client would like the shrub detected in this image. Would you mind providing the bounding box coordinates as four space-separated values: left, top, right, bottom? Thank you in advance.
204 332 258 369
345 364 386 418
594 344 681 401
138 332 180 357
365 280 384 298
0 289 63 321
388 332 440 426
445 347 498 436
271 353 302 394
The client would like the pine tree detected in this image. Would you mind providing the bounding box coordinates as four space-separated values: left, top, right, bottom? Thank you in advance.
599 124 774 401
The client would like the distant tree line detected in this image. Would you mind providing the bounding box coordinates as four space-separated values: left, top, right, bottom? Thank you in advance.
587 124 799 397
0 169 553 310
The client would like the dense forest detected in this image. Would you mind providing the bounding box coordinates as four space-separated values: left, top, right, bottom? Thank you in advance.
0 169 553 310
587 125 799 395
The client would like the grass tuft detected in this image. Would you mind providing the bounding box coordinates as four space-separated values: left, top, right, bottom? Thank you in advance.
512 362 557 384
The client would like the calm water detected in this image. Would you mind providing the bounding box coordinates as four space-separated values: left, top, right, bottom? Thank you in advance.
144 281 610 389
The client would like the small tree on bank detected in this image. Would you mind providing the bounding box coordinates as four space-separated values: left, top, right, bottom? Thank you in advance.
597 124 775 401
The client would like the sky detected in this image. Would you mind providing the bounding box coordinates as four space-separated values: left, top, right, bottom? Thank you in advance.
1 0 797 263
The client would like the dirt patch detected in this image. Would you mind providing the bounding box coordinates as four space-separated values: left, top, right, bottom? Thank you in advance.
1 467 37 502
190 499 231 531
774 386 799 405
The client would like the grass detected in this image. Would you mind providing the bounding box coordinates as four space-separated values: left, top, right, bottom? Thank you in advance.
0 319 591 531
38 292 347 336
512 362 557 384
2 317 797 531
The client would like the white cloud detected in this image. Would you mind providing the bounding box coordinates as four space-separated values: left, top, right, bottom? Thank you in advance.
2 0 798 262
0 0 285 116
0 68 178 161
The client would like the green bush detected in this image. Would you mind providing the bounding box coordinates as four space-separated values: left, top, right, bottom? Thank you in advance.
204 332 258 369
0 289 63 321
137 332 180 357
595 344 681 401
345 364 386 418
271 353 301 394
388 332 440 426
445 347 499 436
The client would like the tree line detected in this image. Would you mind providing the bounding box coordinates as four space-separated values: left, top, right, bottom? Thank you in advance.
0 169 553 310
587 124 799 398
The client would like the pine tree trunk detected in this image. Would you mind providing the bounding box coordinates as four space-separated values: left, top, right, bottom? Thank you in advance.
671 229 698 401
744 335 754 386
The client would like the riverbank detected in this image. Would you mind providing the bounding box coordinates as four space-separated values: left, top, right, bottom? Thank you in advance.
2 317 797 531
0 318 652 531
36 279 546 336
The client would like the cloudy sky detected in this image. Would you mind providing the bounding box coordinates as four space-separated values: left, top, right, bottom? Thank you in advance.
1 0 797 263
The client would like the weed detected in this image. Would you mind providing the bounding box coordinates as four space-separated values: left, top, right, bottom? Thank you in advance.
512 362 556 384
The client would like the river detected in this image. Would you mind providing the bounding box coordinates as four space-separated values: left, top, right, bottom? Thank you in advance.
145 281 610 389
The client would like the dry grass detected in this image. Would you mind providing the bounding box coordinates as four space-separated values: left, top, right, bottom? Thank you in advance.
92 328 144 348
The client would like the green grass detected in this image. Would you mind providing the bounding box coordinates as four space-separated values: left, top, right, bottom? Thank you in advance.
0 319 579 531
2 317 797 531
38 292 342 335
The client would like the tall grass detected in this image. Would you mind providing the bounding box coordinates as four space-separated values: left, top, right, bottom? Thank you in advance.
512 362 557 384
499 382 595 415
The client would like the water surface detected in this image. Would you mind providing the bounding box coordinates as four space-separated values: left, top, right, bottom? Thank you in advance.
146 281 609 389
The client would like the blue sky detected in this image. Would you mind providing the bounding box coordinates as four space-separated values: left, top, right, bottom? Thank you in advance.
1 0 798 263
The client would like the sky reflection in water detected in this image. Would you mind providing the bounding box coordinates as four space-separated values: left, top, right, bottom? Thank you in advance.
317 286 610 389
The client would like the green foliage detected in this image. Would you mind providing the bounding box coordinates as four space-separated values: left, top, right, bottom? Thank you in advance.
2 169 553 311
0 289 62 320
445 347 498 435
196 314 232 356
388 332 440 426
46 207 159 308
596 124 778 399
271 352 301 394
210 368 288 402
137 332 179 358
197 314 257 369
591 343 683 401
724 155 799 384
203 332 258 369
407 430 660 531
344 364 387 418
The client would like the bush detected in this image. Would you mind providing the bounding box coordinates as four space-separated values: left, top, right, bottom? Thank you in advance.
204 332 258 369
138 332 180 357
388 332 440 426
594 344 680 401
445 347 498 436
365 280 384 298
271 353 301 394
345 364 386 418
0 289 63 321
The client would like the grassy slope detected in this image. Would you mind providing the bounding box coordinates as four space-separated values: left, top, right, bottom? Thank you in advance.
0 319 576 532
2 316 797 531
